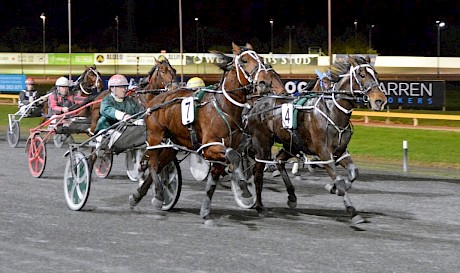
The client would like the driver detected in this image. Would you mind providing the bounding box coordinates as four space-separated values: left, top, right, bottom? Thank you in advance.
48 77 76 115
186 77 206 90
18 77 41 116
94 74 143 134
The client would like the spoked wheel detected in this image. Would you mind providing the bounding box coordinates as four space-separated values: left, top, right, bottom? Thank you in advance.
94 152 113 179
159 159 182 211
64 151 90 211
231 155 256 209
28 136 47 178
53 134 67 148
125 149 143 182
7 120 20 148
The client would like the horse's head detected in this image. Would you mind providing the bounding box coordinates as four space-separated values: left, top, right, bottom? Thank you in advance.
145 56 178 91
331 55 387 111
232 42 286 95
74 65 103 96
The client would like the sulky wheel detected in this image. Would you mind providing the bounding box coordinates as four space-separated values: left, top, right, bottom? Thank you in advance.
159 159 182 211
231 155 256 209
94 152 113 179
125 149 143 182
28 136 47 178
64 151 90 211
53 134 67 148
7 120 20 148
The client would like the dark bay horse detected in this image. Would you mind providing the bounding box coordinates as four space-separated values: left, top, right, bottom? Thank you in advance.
246 55 387 225
88 57 178 134
130 43 285 224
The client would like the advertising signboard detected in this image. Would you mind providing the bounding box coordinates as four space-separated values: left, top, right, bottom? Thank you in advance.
0 74 26 93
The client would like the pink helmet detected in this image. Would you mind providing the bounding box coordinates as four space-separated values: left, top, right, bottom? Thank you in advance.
25 77 35 85
108 74 129 88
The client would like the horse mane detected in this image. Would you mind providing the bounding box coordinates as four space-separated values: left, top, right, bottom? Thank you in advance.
329 55 370 82
210 50 234 72
304 78 318 91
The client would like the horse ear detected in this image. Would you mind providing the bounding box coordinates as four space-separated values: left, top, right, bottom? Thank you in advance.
245 43 254 50
348 54 358 66
154 57 160 65
365 55 371 64
232 42 242 55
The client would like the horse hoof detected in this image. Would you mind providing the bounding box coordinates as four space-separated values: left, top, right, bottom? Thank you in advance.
287 200 297 209
258 209 269 218
294 175 302 181
151 198 164 210
128 194 138 207
272 170 280 177
325 183 336 194
204 219 216 226
351 214 365 225
239 196 255 207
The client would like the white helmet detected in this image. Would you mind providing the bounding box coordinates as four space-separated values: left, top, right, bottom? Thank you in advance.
108 74 129 88
55 77 69 87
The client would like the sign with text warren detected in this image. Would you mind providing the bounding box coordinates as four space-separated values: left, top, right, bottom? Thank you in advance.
282 79 445 109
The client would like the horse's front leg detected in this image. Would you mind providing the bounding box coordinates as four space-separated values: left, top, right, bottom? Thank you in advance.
89 106 100 135
323 156 365 225
337 151 358 183
128 149 166 218
276 149 297 209
199 164 224 226
253 161 266 216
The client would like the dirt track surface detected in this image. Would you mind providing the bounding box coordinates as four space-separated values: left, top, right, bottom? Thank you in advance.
1 134 460 273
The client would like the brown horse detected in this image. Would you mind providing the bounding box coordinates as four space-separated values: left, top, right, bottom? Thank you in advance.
129 42 286 224
88 57 178 134
246 55 387 225
40 65 103 122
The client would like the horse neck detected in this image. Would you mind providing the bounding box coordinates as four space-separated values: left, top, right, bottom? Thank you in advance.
317 95 354 128
147 80 162 90
213 69 248 118
221 70 247 102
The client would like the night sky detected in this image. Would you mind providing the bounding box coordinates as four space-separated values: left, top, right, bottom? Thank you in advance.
1 0 459 56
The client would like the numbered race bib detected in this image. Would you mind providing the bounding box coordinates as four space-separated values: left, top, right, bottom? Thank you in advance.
281 103 293 129
181 97 195 125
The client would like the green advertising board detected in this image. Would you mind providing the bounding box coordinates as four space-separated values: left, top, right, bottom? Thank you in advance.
48 53 94 65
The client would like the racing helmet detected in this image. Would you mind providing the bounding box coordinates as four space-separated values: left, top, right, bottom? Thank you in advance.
186 77 205 89
108 74 129 88
25 77 35 85
55 77 70 87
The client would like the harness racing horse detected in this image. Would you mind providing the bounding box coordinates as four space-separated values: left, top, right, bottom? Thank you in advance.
130 43 285 224
137 56 179 103
246 55 387 225
88 57 178 134
40 65 103 123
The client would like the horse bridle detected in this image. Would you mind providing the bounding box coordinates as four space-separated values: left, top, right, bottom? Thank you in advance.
333 63 381 103
235 50 272 88
78 67 102 95
220 50 272 109
149 61 177 90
